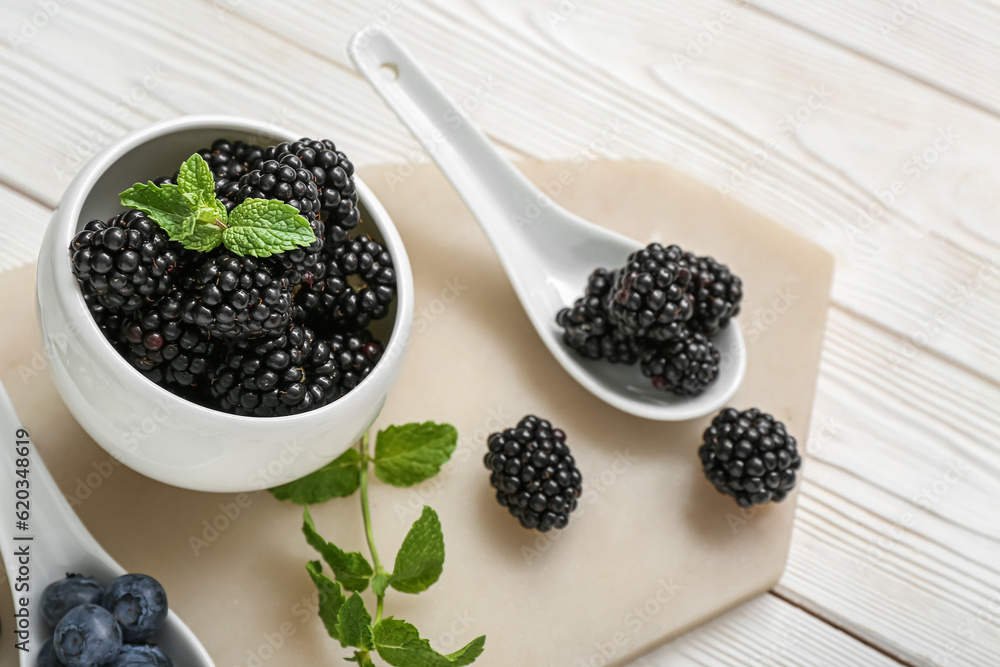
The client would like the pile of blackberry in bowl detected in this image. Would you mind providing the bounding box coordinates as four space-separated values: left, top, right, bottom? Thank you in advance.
556 243 742 397
69 137 397 418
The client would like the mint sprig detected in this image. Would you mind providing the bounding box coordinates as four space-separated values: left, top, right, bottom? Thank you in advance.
270 423 485 666
119 153 315 257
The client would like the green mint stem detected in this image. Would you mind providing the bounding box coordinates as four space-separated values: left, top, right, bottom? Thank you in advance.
358 431 387 627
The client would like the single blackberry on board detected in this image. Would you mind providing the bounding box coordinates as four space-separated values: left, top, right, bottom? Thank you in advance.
699 407 801 508
640 329 720 396
484 415 583 532
295 235 396 332
679 251 743 336
180 252 293 338
329 330 383 394
208 325 339 417
70 210 181 312
556 268 642 364
607 243 694 342
257 138 360 241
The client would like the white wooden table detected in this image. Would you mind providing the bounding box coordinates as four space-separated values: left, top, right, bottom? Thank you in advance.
1 2 997 665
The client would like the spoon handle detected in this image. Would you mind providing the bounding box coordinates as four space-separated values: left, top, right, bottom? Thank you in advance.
348 29 541 266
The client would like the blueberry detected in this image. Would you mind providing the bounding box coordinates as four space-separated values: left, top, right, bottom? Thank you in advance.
38 638 61 667
111 644 173 667
41 574 105 627
101 574 168 642
54 603 122 667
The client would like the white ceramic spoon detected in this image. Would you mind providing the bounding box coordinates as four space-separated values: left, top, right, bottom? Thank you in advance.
0 380 214 666
348 30 745 420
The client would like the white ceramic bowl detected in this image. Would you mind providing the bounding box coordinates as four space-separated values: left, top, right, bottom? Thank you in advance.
36 115 414 493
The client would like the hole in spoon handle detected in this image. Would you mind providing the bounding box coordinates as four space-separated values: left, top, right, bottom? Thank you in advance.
379 63 399 81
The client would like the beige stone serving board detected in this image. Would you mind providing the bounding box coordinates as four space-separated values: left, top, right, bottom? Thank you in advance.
0 160 832 667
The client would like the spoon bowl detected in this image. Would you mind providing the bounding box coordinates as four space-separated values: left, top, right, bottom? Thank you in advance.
348 30 745 420
0 380 215 666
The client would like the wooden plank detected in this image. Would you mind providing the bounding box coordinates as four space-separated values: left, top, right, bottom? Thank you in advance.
651 593 904 666
781 307 1000 666
749 0 1000 116
0 185 49 272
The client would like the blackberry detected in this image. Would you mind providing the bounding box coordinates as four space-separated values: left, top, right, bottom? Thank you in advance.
180 252 293 338
257 138 360 240
83 283 126 346
484 415 583 532
209 325 339 417
198 138 263 193
699 407 801 508
235 156 325 284
556 268 642 364
607 243 694 342
641 329 720 396
680 251 743 336
70 210 181 312
236 156 321 218
122 291 219 387
295 235 396 332
329 330 383 394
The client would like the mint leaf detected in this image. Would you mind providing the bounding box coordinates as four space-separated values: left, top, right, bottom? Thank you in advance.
120 182 192 240
390 507 444 594
374 618 485 667
303 508 373 592
306 560 346 641
177 153 216 205
374 423 458 487
371 572 391 597
178 220 223 253
270 449 362 504
223 198 315 257
337 593 374 650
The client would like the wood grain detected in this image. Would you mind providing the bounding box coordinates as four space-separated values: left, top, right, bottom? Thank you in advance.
0 0 996 664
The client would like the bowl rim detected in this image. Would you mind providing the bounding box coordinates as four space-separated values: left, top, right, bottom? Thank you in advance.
43 114 414 426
